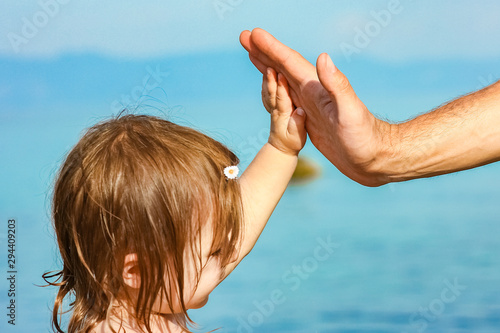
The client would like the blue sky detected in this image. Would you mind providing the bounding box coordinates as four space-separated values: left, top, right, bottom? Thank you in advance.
1 0 500 61
1 1 499 119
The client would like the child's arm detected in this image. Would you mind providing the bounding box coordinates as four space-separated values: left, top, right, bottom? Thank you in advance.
224 68 306 275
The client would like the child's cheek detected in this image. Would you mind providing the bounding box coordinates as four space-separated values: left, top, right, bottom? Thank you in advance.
186 259 223 309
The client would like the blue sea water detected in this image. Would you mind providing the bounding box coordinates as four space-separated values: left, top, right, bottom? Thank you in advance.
1 51 500 332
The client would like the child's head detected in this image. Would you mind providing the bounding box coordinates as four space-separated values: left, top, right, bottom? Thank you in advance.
44 114 243 332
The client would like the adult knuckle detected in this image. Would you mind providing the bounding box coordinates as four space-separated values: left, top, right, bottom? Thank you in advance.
336 75 352 94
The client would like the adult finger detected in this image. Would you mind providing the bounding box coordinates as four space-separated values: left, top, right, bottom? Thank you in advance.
241 30 270 75
250 28 317 85
288 107 306 139
249 54 268 76
239 30 252 53
316 53 360 109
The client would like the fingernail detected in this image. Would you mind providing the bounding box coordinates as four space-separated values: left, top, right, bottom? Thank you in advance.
296 107 304 116
324 53 337 73
267 67 271 76
277 73 283 85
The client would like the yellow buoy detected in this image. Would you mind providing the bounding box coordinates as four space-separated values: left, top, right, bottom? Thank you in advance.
291 156 320 184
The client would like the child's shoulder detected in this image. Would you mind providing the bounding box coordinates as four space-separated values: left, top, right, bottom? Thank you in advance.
90 320 140 333
90 312 180 332
89 321 103 333
90 321 109 333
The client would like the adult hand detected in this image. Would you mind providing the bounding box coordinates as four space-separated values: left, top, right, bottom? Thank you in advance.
241 29 500 185
240 28 393 186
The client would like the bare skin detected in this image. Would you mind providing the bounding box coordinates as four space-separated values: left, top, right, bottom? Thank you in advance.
95 68 306 333
229 68 307 272
240 28 500 186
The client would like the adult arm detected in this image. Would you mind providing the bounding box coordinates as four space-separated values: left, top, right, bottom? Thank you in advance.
383 80 500 181
240 28 500 185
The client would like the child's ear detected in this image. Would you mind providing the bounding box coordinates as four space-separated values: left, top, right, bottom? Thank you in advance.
123 253 141 289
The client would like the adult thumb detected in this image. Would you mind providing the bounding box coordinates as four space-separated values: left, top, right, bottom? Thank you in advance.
316 53 358 105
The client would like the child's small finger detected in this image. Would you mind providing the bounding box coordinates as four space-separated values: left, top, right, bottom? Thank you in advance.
262 68 277 113
276 73 293 116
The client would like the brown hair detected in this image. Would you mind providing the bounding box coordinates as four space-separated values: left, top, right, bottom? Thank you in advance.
43 114 243 332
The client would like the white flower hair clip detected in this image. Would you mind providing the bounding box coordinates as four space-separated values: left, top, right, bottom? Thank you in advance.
224 166 239 179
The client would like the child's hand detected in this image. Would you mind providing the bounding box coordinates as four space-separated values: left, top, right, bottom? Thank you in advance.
262 68 307 156
234 69 308 272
